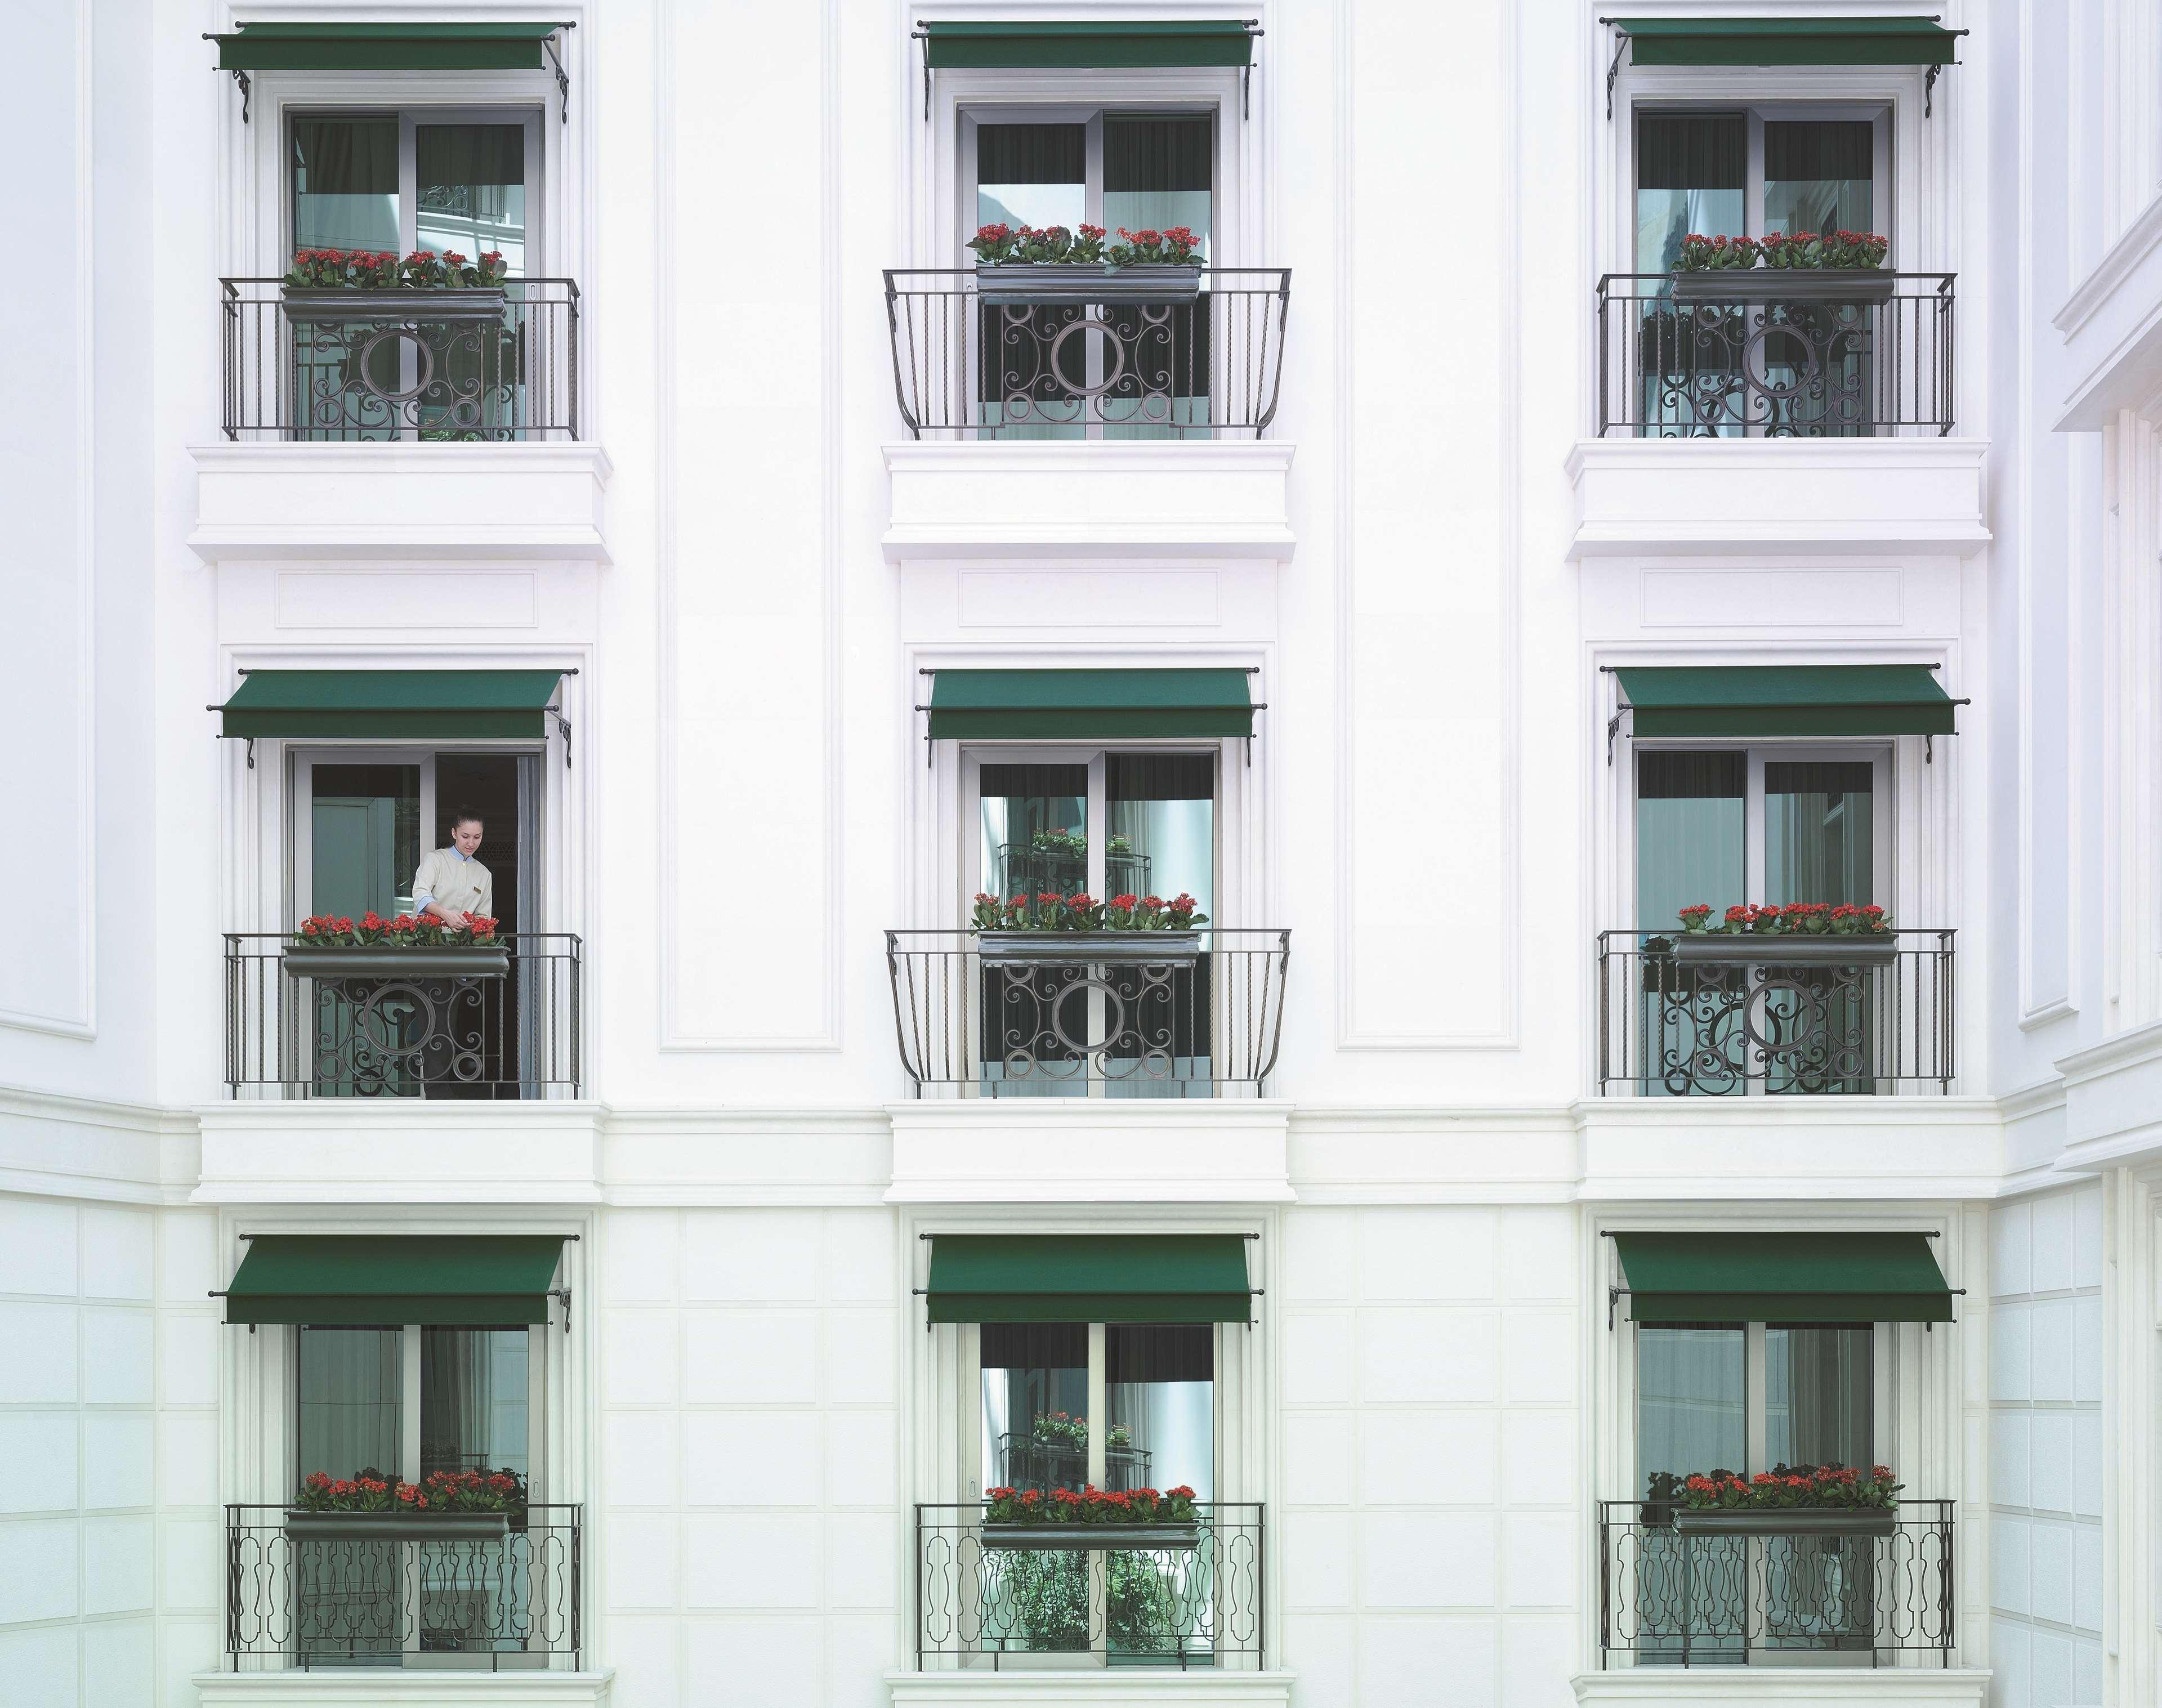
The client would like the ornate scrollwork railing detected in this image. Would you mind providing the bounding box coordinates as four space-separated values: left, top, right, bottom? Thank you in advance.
914 1503 1265 1669
1597 1500 1955 1666
219 278 580 440
224 1504 582 1666
223 934 582 1099
885 928 1290 1097
1595 928 1955 1096
1596 272 1955 436
883 268 1290 439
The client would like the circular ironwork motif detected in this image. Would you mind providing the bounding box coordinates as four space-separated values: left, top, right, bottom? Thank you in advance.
1046 314 1128 400
356 326 438 404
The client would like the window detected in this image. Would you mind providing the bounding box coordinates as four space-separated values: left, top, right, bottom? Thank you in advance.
292 111 539 271
291 1322 549 1666
1632 1320 1884 1664
1635 109 1887 274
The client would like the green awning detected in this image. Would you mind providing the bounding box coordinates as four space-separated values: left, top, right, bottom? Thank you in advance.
923 20 1257 69
927 669 1257 740
1611 17 1963 66
1614 665 1962 738
927 1235 1254 1324
221 1235 566 1326
1615 1231 1954 1324
214 669 565 741
209 22 572 71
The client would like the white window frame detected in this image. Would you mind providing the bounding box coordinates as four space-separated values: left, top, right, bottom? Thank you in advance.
1589 1214 1964 1672
1606 64 1943 278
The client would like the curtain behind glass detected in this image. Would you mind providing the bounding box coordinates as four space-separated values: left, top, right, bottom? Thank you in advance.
293 119 399 252
1765 1325 1873 1468
419 1327 531 1478
1636 1324 1745 1490
1636 112 1745 273
1103 115 1212 255
1107 753 1214 913
298 1327 403 1480
977 123 1087 231
1106 1325 1213 1498
1765 761 1873 906
1636 751 1745 928
980 764 1089 900
981 1323 1090 1491
1765 120 1874 238
417 123 528 275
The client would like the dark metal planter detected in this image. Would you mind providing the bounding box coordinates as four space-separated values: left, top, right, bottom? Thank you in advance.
1674 1506 1900 1538
282 944 512 979
974 263 1203 305
976 929 1204 965
980 1523 1201 1551
1671 933 1900 967
282 1509 511 1542
280 287 510 325
1669 268 1899 302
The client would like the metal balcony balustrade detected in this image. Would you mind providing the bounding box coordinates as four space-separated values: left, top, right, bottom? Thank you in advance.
223 933 582 1099
914 1502 1265 1669
1596 1499 1955 1667
219 279 580 441
883 268 1290 439
1595 929 1955 1096
224 1504 582 1669
885 928 1291 1097
1595 272 1956 437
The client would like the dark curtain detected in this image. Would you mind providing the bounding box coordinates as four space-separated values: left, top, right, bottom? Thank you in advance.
1765 120 1874 185
1108 753 1215 802
981 763 1091 801
1637 750 1745 800
1765 760 1875 798
1107 1324 1214 1384
977 123 1086 186
1637 112 1746 190
981 1322 1090 1369
293 119 398 195
417 123 526 189
1105 115 1213 193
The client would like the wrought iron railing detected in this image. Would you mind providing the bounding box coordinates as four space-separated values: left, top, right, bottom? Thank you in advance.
883 269 1290 439
1596 929 1954 1096
914 1503 1265 1669
225 1504 580 1669
1596 273 1955 436
223 935 582 1099
1597 1500 1954 1667
885 928 1290 1097
220 279 580 440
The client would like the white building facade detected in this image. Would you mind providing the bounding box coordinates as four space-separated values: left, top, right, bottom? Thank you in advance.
1 2 2155 1706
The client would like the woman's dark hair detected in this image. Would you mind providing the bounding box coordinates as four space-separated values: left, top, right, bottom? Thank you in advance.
449 806 484 831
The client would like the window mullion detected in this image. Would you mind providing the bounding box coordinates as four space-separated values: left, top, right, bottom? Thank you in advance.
1088 1325 1109 1661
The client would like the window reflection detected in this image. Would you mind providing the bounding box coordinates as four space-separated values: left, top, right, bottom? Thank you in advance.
1106 1325 1213 1498
981 1322 1090 1492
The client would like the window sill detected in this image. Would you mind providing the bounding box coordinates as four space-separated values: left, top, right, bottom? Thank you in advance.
193 1670 615 1707
189 442 614 565
1564 437 1990 559
887 1671 1295 1707
1570 1669 1988 1707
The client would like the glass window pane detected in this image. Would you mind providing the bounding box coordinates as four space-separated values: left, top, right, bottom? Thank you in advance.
310 763 422 919
1764 761 1874 906
1106 754 1214 914
1635 113 1745 274
298 1326 404 1480
1765 120 1874 239
976 123 1086 232
1765 1325 1873 1469
980 763 1089 900
1105 1325 1213 1497
980 1323 1090 1491
1102 115 1212 258
293 119 399 253
1636 751 1744 927
417 124 528 276
1635 1324 1745 1491
419 1327 531 1480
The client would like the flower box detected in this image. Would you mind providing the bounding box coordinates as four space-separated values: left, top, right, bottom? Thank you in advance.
975 263 1203 306
283 1509 510 1542
283 942 511 979
1668 269 1898 303
280 287 510 327
980 1522 1201 1551
1672 934 1900 968
977 929 1204 966
1674 1507 1899 1539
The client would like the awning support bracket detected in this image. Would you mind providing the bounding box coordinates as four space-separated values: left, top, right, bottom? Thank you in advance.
544 30 571 123
915 28 931 121
551 1286 573 1333
1924 62 1940 117
231 66 252 124
553 709 573 769
1602 23 1629 120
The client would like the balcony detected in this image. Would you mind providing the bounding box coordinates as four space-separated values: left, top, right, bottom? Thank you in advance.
912 1501 1265 1670
222 1502 582 1669
1595 1499 1955 1669
191 279 608 565
1595 930 1955 1097
223 933 582 1100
